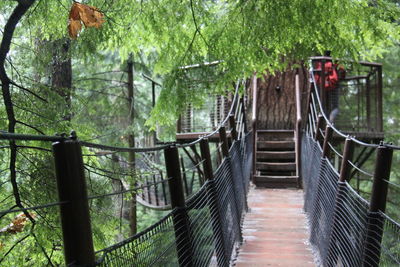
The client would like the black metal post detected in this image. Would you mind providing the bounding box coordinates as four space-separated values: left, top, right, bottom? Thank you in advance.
52 138 95 266
363 145 393 267
200 138 229 266
164 145 194 267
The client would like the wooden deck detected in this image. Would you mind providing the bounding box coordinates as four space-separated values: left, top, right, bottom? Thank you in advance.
235 188 316 266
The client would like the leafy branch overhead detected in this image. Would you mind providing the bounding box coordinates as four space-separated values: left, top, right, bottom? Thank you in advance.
68 3 105 39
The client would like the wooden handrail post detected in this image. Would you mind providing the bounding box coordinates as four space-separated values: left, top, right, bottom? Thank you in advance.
164 145 194 267
229 114 238 141
376 66 383 132
363 145 393 267
339 138 355 182
240 97 247 133
251 74 257 182
295 74 303 188
219 126 230 158
200 138 229 266
52 136 95 266
315 115 324 145
322 125 333 158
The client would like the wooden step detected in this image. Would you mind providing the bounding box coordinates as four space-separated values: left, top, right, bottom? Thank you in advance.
257 141 294 151
257 151 295 161
257 130 294 141
256 162 296 172
253 175 298 188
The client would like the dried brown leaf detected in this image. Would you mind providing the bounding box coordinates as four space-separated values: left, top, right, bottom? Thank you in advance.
67 3 105 39
68 19 82 39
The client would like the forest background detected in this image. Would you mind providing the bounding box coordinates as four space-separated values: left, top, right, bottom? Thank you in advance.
0 0 399 265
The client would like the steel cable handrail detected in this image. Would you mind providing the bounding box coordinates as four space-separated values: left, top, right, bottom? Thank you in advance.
309 68 380 148
177 80 242 147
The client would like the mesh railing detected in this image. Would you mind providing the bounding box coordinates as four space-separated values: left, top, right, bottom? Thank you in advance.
96 133 252 266
302 61 400 267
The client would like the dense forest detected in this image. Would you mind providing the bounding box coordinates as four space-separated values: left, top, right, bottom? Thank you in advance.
0 0 399 265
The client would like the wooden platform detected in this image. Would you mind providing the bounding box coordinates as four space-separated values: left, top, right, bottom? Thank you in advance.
235 188 316 266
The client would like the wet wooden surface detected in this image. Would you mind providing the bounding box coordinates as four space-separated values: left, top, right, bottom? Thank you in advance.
235 188 316 266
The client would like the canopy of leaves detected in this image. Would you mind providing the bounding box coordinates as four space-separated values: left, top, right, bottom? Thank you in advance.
2 0 399 126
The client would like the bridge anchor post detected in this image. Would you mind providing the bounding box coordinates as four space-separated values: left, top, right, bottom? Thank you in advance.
52 133 95 266
164 145 194 267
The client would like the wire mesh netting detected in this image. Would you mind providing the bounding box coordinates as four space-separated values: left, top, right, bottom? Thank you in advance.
325 182 369 266
379 212 400 266
95 132 252 266
96 211 178 266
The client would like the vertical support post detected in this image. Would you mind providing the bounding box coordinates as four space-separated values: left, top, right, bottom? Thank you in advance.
52 138 95 266
322 125 333 158
376 66 383 132
229 114 238 141
152 81 157 144
295 74 302 188
240 97 247 133
363 145 393 267
219 126 229 158
164 146 193 267
366 77 371 131
320 59 327 113
315 115 324 145
251 74 258 183
339 138 355 182
200 139 229 266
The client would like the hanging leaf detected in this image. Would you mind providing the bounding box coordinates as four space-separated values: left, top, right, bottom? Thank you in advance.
0 213 36 234
68 3 105 39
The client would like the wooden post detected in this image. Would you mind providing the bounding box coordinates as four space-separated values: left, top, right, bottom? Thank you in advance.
219 126 229 158
295 74 302 188
251 74 258 183
164 145 193 266
363 145 393 267
322 125 333 158
240 97 247 133
200 139 229 266
52 138 95 266
339 138 355 182
229 114 238 141
315 115 324 145
376 66 383 132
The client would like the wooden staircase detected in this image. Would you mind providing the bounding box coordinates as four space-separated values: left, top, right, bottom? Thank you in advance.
253 130 298 188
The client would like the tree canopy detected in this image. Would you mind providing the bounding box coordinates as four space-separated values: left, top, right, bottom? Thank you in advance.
1 0 399 126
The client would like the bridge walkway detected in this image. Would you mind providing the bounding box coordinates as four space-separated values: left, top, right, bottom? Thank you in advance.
235 188 316 266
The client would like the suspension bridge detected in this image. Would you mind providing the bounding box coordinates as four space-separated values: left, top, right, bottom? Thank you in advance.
0 56 399 266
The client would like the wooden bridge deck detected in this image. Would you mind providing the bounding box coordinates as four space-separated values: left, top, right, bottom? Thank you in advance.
235 188 316 266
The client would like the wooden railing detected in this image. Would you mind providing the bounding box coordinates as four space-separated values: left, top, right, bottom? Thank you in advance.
251 74 258 181
295 74 302 188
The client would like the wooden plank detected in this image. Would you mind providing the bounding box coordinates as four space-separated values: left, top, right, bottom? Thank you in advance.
256 162 296 171
257 151 295 160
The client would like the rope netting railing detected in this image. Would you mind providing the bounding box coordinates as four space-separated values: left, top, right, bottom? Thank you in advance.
96 134 253 266
301 60 400 266
0 80 252 266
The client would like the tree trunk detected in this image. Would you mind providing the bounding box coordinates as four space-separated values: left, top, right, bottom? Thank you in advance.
127 56 137 235
256 63 309 129
51 39 72 121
